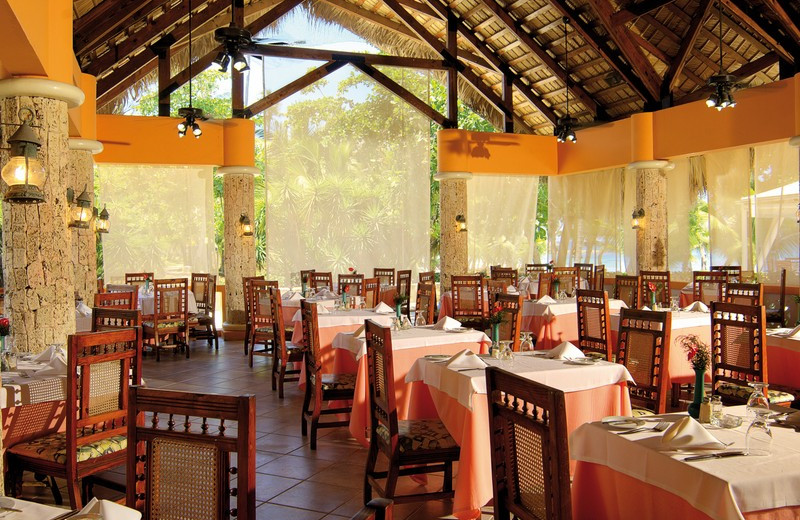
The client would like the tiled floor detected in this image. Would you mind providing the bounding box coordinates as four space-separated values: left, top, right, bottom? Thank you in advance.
15 338 495 519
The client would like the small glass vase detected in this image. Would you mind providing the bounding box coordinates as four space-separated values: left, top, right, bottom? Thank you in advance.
491 323 501 357
650 292 657 310
395 304 403 320
687 367 705 419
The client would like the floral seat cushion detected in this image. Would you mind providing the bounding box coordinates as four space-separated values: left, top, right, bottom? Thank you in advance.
9 432 126 465
375 419 457 453
717 382 795 404
143 320 185 330
319 373 355 391
255 327 275 334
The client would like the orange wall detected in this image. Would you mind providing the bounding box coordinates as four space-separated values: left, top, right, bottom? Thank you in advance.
437 129 557 175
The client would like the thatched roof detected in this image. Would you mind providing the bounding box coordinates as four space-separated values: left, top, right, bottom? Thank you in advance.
75 0 798 134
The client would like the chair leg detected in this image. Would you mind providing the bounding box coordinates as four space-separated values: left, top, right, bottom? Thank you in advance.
244 323 250 355
67 478 83 510
213 323 219 350
443 461 453 492
301 387 311 437
278 366 286 399
384 462 399 500
310 414 320 450
363 443 379 504
50 476 63 505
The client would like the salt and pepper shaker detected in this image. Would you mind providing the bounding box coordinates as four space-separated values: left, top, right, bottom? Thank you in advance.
699 396 712 423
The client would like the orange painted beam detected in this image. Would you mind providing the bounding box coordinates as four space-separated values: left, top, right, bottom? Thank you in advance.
437 129 557 176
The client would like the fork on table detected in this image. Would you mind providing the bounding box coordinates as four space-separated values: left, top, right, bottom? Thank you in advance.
618 420 669 435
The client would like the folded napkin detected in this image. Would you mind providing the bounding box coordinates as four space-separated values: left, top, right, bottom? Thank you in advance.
317 304 331 314
287 292 303 302
641 306 652 311
78 497 142 520
445 349 488 370
781 325 800 338
34 350 68 376
682 301 710 313
282 291 295 300
433 316 462 331
519 276 531 284
374 302 395 314
314 288 337 299
32 345 66 363
76 301 92 316
537 295 556 304
660 416 725 450
545 341 585 360
353 324 366 338
507 285 517 293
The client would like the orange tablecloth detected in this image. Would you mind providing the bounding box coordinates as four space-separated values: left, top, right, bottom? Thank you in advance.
523 313 579 350
765 333 800 387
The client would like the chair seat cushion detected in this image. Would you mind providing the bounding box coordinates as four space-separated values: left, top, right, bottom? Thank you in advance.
632 408 655 417
143 320 185 330
255 327 275 334
319 373 355 391
9 432 127 465
717 382 795 404
375 419 457 453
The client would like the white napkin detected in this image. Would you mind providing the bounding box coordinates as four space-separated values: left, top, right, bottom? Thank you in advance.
445 349 488 370
374 302 395 314
287 292 303 302
78 497 142 520
353 324 366 338
641 306 652 311
76 301 92 316
291 310 301 323
519 276 531 284
317 304 331 314
507 285 517 293
282 291 295 300
31 345 66 363
682 301 710 313
314 288 337 299
433 316 462 331
660 416 725 450
545 341 585 360
34 350 68 376
781 325 800 338
537 295 556 304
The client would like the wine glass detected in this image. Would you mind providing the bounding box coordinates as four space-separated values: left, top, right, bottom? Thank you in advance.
415 312 427 327
746 382 770 418
519 333 533 352
745 410 773 456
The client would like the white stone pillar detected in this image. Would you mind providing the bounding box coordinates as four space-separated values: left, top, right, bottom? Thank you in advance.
435 171 471 291
0 78 84 353
67 139 102 304
628 160 673 272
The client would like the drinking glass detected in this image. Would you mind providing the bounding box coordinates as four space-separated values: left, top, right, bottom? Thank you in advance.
519 333 533 352
710 395 723 427
415 313 427 327
746 382 770 418
670 297 680 311
499 341 514 363
745 410 773 456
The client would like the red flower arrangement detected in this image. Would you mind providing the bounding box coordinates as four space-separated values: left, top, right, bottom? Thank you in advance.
678 334 710 371
487 302 505 326
648 281 657 293
348 267 357 274
0 317 10 337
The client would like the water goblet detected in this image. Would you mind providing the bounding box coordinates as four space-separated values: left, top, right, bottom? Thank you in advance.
415 313 427 327
746 382 770 419
745 410 773 456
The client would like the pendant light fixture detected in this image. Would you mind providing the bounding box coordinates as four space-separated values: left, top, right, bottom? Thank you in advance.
177 0 204 138
554 17 577 143
1 108 46 204
706 2 736 111
212 0 251 73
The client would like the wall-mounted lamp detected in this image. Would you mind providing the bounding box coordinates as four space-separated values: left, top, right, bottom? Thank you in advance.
240 213 253 236
631 208 645 229
67 185 93 228
94 205 110 234
1 108 46 204
455 214 467 232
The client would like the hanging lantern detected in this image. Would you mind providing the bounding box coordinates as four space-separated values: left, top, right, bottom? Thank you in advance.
94 205 110 234
68 186 93 228
240 214 253 236
1 108 46 204
631 208 645 229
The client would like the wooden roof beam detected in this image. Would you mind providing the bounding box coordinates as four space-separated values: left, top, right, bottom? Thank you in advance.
74 0 163 56
243 61 347 117
720 0 796 64
243 44 450 69
760 0 800 43
611 0 675 26
661 0 713 98
675 51 779 105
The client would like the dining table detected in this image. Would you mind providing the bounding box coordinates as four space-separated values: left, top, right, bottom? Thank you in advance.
764 327 800 388
523 297 628 350
570 406 800 520
331 325 490 447
405 352 633 520
0 496 75 519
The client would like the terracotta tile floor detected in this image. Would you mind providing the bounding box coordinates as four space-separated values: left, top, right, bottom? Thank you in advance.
15 338 495 519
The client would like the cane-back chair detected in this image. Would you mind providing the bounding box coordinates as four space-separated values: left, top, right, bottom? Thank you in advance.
766 268 787 328
8 329 141 508
693 271 728 306
594 265 605 291
339 274 365 296
525 263 551 281
712 265 742 283
242 275 266 355
552 267 579 296
309 272 334 292
491 267 518 288
613 275 641 310
268 287 303 399
486 279 509 300
361 278 380 308
125 272 153 287
574 263 593 289
451 275 487 330
711 302 794 405
94 291 137 310
486 367 571 520
248 280 279 368
190 273 218 350
374 268 395 287
724 283 763 306
126 387 256 520
364 320 459 505
143 278 189 361
537 273 553 299
91 308 143 384
106 284 140 306
300 269 316 289
493 293 524 351
576 289 612 361
396 270 412 318
301 301 355 449
418 271 435 284
640 271 671 308
414 282 436 326
616 309 671 415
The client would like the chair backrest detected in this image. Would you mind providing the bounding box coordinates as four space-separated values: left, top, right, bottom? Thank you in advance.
415 282 436 325
309 272 333 291
486 279 509 299
693 270 727 306
191 273 216 315
616 309 671 414
486 367 572 520
89 309 144 387
576 289 612 360
97 278 105 294
574 263 593 289
374 268 395 287
494 293 523 351
451 275 486 320
153 278 189 326
363 278 380 308
338 274 365 296
242 276 266 323
640 270 671 307
491 267 518 287
594 265 605 291
107 284 140 304
537 273 553 299
418 271 435 284
525 264 551 281
250 280 276 333
712 265 741 283
365 320 398 457
127 387 256 520
125 272 153 287
613 275 640 310
268 287 291 366
300 269 315 287
552 267 579 296
301 300 323 387
711 302 768 395
396 270 412 301
724 283 763 306
94 290 137 310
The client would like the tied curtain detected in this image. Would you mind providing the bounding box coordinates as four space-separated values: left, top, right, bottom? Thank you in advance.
96 164 217 283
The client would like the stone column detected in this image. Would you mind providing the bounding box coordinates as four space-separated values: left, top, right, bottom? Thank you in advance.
220 166 258 338
630 160 672 272
0 78 85 353
436 172 471 291
66 140 102 304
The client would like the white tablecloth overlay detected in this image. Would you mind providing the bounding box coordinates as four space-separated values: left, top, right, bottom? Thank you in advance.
332 326 490 360
522 297 628 322
569 406 800 520
283 296 339 309
609 310 711 331
139 290 198 315
406 354 633 410
766 329 800 353
0 496 74 519
1 358 67 408
290 309 396 328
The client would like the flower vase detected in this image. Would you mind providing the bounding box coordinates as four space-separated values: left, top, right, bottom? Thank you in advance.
491 323 500 355
552 280 560 298
687 368 705 419
650 292 657 310
395 304 403 320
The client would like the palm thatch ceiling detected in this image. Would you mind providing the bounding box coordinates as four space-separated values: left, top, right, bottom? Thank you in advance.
73 0 800 134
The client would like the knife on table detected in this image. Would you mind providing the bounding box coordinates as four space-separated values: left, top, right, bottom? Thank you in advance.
683 450 747 462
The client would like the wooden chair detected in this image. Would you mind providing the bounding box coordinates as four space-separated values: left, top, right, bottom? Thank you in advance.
301 300 355 449
374 268 395 286
711 302 795 405
712 265 742 283
351 499 393 520
364 320 459 505
418 271 435 284
451 275 486 330
90 309 144 393
396 270 412 318
96 278 104 294
415 282 436 326
692 270 728 306
143 278 189 361
537 273 553 299
594 265 605 291
309 272 333 291
574 263 593 289
525 263 551 280
126 387 256 520
616 309 671 415
267 287 304 398
640 270 671 308
190 273 218 350
125 272 153 287
486 279 509 300
94 290 137 310
300 269 316 289
494 293 523 351
766 268 787 328
491 266 518 287
613 275 641 310
364 277 381 308
724 283 763 306
576 289 612 361
242 275 266 356
106 283 140 305
552 267 579 296
248 280 279 368
339 273 365 296
486 366 571 520
8 329 141 508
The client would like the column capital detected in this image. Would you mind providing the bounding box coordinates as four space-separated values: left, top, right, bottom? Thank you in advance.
68 138 104 154
789 136 800 147
218 165 259 176
625 160 674 171
434 171 473 181
0 78 84 108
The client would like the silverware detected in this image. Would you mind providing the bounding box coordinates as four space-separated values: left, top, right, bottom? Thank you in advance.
0 507 23 513
618 421 669 435
683 450 747 462
456 367 485 372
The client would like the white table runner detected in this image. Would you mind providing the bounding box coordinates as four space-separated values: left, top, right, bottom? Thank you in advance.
1 359 67 408
332 326 490 360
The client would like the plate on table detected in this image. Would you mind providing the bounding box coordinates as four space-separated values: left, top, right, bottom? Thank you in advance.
601 416 646 430
445 327 471 333
564 357 601 365
424 354 450 361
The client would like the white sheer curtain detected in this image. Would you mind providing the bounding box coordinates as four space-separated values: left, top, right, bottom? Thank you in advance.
667 158 694 277
467 174 539 271
706 147 751 269
96 164 217 283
